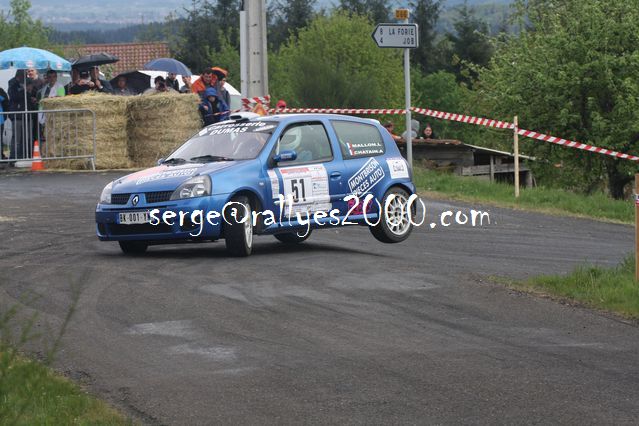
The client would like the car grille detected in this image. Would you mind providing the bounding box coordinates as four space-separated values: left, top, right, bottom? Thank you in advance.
110 191 172 205
145 191 173 203
111 193 131 204
108 223 173 235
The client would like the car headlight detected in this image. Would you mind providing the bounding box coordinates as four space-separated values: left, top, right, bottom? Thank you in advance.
171 175 211 200
99 181 113 204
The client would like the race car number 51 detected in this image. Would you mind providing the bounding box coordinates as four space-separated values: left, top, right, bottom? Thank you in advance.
119 211 150 225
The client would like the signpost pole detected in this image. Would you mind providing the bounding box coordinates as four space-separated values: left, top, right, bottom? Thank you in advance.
403 15 413 171
371 12 418 171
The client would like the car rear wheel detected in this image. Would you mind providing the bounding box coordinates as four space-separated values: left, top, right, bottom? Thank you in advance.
369 187 413 243
118 240 148 254
274 230 312 244
224 195 253 257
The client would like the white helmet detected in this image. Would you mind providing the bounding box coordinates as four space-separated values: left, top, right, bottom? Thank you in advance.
280 127 302 151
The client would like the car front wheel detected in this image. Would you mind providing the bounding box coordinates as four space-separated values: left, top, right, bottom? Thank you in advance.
369 187 413 243
224 195 254 257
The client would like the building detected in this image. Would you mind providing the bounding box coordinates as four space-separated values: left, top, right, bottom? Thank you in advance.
398 139 535 187
63 42 170 75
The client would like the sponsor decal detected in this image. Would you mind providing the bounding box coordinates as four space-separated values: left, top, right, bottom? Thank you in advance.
348 158 385 196
347 141 384 156
386 157 409 179
135 167 199 186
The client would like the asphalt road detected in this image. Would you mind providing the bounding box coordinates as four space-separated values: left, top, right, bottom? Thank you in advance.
0 170 637 425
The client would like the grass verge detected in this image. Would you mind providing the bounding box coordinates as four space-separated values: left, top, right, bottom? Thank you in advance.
413 168 633 224
500 256 639 319
1 353 130 425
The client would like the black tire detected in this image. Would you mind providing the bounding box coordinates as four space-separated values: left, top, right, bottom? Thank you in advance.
118 240 148 254
274 230 312 244
369 187 413 243
224 195 254 257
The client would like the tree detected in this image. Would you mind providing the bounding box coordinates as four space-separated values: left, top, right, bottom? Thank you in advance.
0 0 50 51
475 0 639 198
173 0 239 73
409 0 442 75
338 0 391 23
270 12 403 108
446 2 492 85
268 0 317 51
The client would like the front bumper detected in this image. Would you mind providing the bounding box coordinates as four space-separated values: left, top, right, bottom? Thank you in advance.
95 194 230 242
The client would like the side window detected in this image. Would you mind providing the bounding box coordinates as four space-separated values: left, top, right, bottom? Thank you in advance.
277 122 333 165
331 121 385 159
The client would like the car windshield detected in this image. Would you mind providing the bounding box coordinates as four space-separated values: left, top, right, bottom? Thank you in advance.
164 121 277 163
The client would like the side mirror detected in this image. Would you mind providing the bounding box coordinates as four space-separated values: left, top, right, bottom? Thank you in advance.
273 150 297 163
157 158 165 166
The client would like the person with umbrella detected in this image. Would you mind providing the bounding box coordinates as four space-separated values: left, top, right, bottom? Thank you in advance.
166 72 179 91
113 75 134 96
89 66 113 93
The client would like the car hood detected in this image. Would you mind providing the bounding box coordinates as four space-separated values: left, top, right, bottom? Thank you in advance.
111 161 237 193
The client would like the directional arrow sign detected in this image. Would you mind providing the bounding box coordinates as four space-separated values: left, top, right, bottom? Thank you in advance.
371 23 419 48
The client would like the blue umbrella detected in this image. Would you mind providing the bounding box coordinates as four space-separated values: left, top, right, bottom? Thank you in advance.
0 46 71 71
143 58 192 76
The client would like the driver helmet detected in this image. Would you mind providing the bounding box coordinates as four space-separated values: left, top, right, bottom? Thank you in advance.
280 127 302 151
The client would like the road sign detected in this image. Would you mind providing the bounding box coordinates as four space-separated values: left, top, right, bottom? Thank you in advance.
395 9 409 20
371 24 418 49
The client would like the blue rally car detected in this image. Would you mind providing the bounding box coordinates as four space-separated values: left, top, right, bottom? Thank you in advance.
96 113 416 256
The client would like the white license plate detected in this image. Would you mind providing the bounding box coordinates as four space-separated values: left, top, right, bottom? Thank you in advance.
118 211 150 225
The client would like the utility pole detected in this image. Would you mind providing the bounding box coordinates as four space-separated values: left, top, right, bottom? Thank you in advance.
240 0 269 99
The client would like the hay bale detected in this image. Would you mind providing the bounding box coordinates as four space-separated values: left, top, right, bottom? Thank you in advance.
41 93 130 169
127 93 202 167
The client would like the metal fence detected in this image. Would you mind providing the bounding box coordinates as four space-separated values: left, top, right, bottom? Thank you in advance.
0 109 96 170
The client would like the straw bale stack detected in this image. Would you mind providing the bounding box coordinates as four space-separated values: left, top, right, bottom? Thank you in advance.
41 93 130 169
127 93 202 167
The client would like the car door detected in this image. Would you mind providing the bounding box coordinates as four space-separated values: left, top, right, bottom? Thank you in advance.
270 121 347 222
329 119 389 213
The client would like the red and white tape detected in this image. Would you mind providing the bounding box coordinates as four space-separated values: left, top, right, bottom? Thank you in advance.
411 107 639 162
411 107 514 129
267 108 406 115
241 95 271 110
515 129 639 162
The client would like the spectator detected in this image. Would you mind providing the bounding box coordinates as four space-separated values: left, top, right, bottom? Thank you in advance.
166 72 180 91
0 86 7 159
89 66 113 94
68 69 95 95
27 68 45 92
65 68 80 94
198 87 229 126
191 69 215 95
401 119 420 142
113 76 134 96
8 73 38 160
211 67 231 107
276 99 287 110
422 123 437 139
37 70 66 125
38 70 65 102
144 76 177 95
383 121 402 143
179 75 193 93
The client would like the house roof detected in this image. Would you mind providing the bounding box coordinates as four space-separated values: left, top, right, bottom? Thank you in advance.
63 42 171 75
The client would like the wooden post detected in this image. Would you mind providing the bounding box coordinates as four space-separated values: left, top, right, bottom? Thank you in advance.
514 115 520 198
636 174 639 282
489 155 495 183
